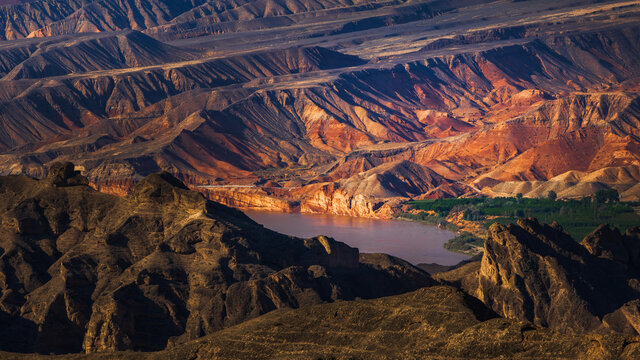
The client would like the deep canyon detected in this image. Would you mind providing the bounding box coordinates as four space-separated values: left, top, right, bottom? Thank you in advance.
0 0 640 358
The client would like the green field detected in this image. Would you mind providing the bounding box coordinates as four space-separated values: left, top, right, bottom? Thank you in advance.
397 193 640 252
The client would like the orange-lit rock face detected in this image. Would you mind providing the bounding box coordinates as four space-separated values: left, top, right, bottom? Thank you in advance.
0 0 640 216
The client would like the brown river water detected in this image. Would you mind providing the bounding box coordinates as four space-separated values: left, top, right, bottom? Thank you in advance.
245 211 470 266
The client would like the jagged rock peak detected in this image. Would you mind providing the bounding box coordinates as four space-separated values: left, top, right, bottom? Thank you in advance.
45 161 89 187
582 224 640 269
464 218 640 335
582 224 628 264
486 217 586 259
303 235 359 269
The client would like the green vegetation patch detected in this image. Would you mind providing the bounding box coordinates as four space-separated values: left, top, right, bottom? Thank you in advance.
397 190 640 254
443 232 484 254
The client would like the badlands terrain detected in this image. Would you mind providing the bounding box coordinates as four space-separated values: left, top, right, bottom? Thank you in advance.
0 0 637 217
0 165 637 358
0 165 636 358
1 0 640 358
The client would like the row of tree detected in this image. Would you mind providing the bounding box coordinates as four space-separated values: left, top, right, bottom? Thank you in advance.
515 189 620 203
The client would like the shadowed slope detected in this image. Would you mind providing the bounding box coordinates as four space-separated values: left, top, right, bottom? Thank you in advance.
0 163 433 354
438 218 640 336
2 285 639 359
2 30 197 80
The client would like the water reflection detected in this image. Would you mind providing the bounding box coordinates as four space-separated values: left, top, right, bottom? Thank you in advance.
245 211 469 266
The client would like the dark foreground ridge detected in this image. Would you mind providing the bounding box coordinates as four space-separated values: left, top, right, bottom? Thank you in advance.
1 163 640 359
0 162 433 354
3 289 639 359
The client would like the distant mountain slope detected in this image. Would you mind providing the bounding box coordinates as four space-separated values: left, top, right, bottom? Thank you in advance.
0 0 396 40
2 30 197 79
145 0 419 40
0 45 364 152
26 0 207 38
0 0 639 215
169 0 383 24
0 0 89 40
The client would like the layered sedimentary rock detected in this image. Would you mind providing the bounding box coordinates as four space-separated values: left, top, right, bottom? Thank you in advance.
203 160 450 217
0 1 639 216
0 163 433 354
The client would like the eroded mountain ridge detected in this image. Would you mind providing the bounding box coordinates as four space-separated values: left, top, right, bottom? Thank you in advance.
0 0 639 217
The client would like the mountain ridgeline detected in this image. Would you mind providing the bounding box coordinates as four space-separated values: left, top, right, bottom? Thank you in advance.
0 164 639 358
0 1 638 218
1 0 640 357
0 163 432 354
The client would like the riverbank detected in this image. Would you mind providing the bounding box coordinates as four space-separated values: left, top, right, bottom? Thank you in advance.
396 195 640 254
393 210 486 255
245 210 469 266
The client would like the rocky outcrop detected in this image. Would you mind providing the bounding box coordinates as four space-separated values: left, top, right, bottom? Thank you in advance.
457 218 640 335
201 160 451 218
6 215 640 358
149 286 640 360
202 186 301 213
581 224 640 269
203 182 405 218
45 161 89 187
0 165 433 354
